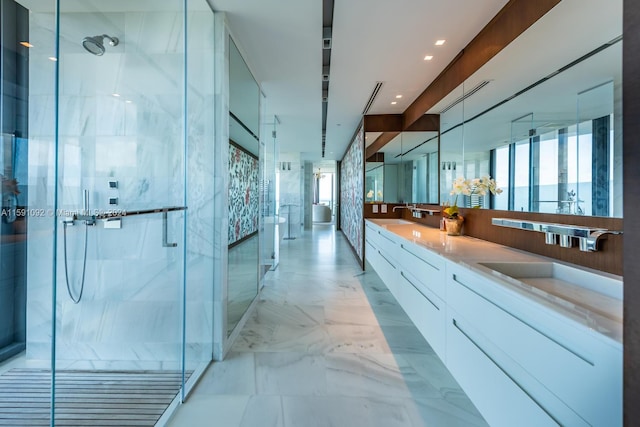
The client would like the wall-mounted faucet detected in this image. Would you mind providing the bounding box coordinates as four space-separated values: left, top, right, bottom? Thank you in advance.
391 204 440 217
392 204 415 212
491 218 622 252
581 229 622 252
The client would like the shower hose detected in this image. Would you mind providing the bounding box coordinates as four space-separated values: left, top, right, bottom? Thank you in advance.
63 220 89 304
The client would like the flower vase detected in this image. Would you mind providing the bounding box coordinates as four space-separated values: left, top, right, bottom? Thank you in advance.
445 216 464 236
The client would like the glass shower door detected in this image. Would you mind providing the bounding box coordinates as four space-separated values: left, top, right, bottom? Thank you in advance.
260 115 279 272
51 1 187 424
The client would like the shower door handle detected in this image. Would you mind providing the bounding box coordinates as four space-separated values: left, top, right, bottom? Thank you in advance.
162 210 178 248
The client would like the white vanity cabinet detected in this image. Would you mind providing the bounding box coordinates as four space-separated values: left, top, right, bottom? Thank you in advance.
366 220 447 359
363 219 621 427
446 262 621 427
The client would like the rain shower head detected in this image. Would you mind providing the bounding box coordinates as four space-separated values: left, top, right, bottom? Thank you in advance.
82 34 119 56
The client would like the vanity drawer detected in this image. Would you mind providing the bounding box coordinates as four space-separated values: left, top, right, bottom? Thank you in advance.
397 241 445 299
365 222 400 250
365 222 383 247
366 242 399 297
447 264 621 426
446 310 585 427
398 268 445 359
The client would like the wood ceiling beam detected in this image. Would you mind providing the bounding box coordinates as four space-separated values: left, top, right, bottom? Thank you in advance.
365 131 400 159
403 0 561 129
363 114 403 132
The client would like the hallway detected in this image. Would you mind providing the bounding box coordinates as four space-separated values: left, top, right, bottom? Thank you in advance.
168 225 487 426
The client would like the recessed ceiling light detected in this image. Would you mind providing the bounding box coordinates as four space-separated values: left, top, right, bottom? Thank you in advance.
20 41 33 48
112 93 120 97
125 100 132 104
435 39 446 46
395 95 402 99
391 101 397 105
424 55 433 61
48 56 57 62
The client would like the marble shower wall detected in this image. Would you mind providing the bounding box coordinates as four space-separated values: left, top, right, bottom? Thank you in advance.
26 7 215 368
340 126 364 264
278 152 303 239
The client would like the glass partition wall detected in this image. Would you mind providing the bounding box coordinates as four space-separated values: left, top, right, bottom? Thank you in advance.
227 37 260 337
0 0 215 424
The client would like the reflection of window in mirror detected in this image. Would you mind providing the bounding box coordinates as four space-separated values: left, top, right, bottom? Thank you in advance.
462 156 490 208
490 114 614 216
493 147 509 210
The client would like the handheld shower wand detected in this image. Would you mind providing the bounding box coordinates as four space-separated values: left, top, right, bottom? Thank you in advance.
63 189 93 303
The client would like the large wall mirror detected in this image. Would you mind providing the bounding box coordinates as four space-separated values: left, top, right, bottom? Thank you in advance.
228 37 260 336
433 0 622 217
365 124 439 204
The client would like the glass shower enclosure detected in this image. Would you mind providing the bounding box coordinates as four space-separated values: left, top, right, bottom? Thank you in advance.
0 0 215 425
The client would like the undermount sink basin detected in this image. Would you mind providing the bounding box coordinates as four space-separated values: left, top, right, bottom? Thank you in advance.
477 261 622 322
368 218 414 225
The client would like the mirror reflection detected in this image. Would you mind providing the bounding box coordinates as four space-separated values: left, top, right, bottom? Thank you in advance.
365 131 439 204
436 1 622 217
227 37 260 336
438 84 465 205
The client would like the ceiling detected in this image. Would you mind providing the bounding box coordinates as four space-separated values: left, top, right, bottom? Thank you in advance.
208 0 510 161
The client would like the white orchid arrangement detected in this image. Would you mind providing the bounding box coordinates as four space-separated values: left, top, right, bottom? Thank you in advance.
444 175 502 218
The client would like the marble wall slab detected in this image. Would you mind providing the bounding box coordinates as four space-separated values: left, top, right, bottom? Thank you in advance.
278 152 302 239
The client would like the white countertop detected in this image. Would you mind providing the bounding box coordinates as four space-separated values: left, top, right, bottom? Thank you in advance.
366 218 623 346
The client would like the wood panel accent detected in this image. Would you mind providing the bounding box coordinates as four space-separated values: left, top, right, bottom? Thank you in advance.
624 0 640 422
365 152 384 163
363 203 401 219
404 114 440 132
399 205 442 228
365 131 399 159
363 114 403 132
403 0 561 129
364 114 440 157
0 369 190 426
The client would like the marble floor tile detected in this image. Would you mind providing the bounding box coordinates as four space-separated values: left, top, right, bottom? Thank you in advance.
324 304 381 326
255 352 326 396
325 303 415 327
167 225 485 426
325 353 442 399
404 396 489 427
193 351 256 395
232 322 279 351
380 325 435 354
282 395 413 427
250 300 325 327
239 395 285 427
166 394 250 427
234 324 332 354
326 324 393 354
